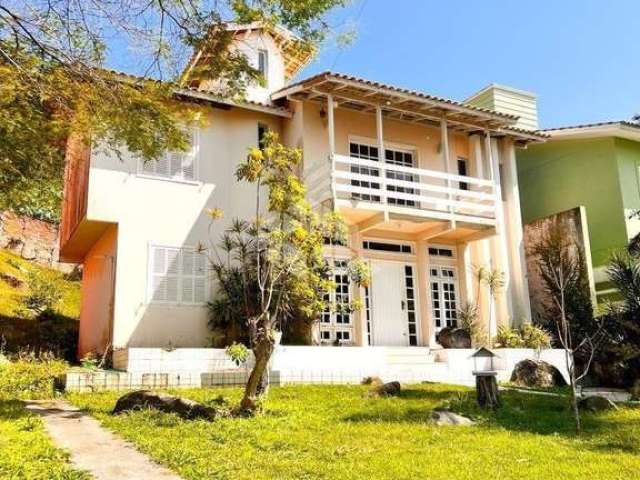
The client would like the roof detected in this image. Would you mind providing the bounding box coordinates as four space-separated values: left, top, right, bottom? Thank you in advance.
542 120 640 142
182 22 314 83
272 71 547 142
225 22 315 79
104 69 291 118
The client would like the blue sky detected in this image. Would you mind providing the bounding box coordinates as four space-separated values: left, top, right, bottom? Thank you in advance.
300 0 640 129
106 0 640 129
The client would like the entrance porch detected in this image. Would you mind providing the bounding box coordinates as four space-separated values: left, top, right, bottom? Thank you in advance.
320 235 469 348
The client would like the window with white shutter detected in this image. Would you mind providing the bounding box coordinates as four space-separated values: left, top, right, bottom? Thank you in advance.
148 245 208 305
139 128 199 182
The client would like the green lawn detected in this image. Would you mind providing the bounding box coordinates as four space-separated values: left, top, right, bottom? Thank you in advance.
0 400 88 479
68 384 640 480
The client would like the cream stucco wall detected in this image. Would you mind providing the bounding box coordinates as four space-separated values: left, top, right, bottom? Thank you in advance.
85 106 282 349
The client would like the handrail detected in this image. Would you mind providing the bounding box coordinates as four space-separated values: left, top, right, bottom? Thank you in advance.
333 153 494 187
329 153 498 220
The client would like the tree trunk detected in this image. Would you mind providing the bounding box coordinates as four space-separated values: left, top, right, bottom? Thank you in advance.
476 374 500 409
564 349 581 434
569 369 581 434
239 337 274 414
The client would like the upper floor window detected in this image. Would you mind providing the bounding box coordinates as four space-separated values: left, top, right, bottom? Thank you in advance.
139 128 199 182
258 123 268 149
363 240 412 254
428 245 455 259
148 245 208 305
257 49 269 85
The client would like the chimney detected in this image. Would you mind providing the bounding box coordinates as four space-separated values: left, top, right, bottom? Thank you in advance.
465 84 538 131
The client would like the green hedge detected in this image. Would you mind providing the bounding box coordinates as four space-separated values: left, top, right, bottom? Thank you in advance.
0 356 68 400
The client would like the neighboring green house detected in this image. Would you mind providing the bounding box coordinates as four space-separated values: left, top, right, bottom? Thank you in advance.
517 121 640 299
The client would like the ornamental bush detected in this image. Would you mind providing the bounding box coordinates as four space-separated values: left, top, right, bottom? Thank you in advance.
0 353 68 400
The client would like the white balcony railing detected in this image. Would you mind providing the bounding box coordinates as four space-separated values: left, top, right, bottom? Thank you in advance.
331 154 498 225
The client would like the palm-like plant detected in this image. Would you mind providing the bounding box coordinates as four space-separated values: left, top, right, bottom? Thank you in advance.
473 265 505 346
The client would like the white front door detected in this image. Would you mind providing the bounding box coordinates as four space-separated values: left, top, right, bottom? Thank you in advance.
369 261 419 346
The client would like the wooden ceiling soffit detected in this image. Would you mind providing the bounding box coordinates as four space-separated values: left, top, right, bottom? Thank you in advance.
291 84 499 131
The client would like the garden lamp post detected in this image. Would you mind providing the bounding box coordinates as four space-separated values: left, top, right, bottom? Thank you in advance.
471 347 501 409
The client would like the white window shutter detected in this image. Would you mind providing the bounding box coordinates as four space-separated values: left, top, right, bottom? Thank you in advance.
194 277 206 303
151 247 167 301
194 251 207 303
149 245 207 304
181 250 194 303
169 152 182 178
156 154 170 177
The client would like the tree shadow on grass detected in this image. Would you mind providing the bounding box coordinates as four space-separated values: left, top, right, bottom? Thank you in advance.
0 400 33 421
342 388 640 453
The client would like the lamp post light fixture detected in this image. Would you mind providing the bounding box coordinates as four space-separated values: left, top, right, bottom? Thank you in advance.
470 347 501 409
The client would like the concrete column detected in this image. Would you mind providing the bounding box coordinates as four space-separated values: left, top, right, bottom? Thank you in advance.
415 239 432 346
350 230 367 346
499 138 532 324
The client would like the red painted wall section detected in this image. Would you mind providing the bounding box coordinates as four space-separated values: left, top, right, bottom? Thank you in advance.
60 133 90 251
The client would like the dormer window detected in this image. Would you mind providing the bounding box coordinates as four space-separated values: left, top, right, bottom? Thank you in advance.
257 49 269 86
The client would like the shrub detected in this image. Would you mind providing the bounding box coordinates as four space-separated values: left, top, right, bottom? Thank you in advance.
458 303 488 347
225 342 250 366
0 353 68 400
495 324 552 349
521 323 552 349
495 326 525 348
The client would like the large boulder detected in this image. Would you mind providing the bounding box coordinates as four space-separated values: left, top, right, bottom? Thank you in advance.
367 381 401 398
578 395 618 413
510 359 567 388
430 409 475 426
436 327 471 348
112 390 222 420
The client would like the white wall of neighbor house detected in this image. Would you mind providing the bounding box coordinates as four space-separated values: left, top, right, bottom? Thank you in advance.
84 106 283 349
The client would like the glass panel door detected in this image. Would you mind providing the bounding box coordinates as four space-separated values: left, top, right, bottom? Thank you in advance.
430 267 458 333
385 148 417 206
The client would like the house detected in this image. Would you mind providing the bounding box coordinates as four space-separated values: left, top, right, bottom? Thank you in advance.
516 120 640 300
59 23 547 366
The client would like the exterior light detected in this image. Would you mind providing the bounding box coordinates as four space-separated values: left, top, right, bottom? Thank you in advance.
470 347 501 409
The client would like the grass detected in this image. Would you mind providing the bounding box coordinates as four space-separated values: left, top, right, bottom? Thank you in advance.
68 384 640 480
0 249 80 319
0 400 88 479
0 248 80 359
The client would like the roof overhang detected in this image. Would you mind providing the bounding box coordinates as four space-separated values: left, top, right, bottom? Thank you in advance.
103 69 292 118
225 22 315 79
544 121 640 142
175 88 292 118
272 72 530 134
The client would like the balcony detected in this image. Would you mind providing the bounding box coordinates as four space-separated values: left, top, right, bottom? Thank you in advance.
331 154 498 227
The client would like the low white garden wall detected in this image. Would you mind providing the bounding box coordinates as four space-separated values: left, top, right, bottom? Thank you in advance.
65 346 570 392
434 348 570 386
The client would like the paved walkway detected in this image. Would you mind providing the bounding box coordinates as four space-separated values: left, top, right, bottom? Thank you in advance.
24 399 183 480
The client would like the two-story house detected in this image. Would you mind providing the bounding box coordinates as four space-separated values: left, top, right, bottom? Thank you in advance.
59 23 546 363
